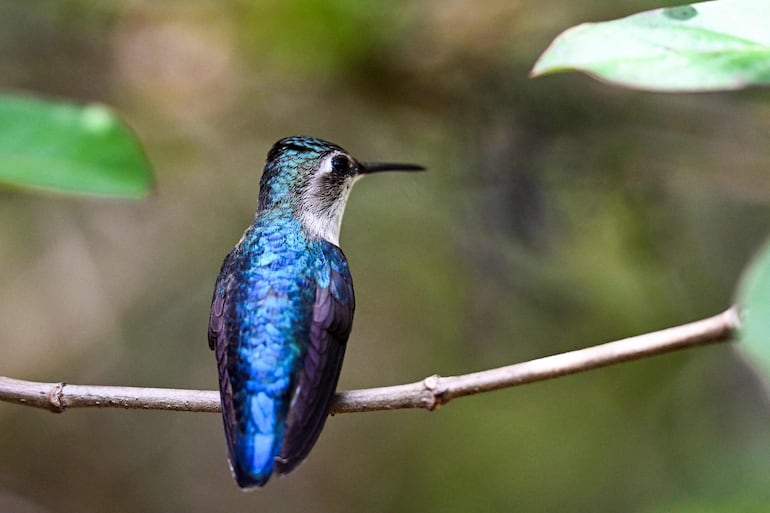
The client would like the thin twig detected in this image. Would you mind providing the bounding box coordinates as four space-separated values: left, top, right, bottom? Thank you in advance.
0 307 740 415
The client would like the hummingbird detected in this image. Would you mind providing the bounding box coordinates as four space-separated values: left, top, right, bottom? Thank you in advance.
208 136 424 488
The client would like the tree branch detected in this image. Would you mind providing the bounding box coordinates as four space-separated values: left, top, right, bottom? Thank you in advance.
0 307 740 415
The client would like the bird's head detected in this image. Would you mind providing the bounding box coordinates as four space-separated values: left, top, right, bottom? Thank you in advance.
258 136 423 245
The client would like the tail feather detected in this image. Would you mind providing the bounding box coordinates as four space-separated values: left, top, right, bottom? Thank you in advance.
227 391 286 488
230 432 275 488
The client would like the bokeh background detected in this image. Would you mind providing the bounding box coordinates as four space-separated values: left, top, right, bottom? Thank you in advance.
1 1 770 512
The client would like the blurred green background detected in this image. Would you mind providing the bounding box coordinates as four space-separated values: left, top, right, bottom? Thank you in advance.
1 1 770 512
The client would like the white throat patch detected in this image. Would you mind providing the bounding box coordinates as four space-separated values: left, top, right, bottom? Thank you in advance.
298 152 355 246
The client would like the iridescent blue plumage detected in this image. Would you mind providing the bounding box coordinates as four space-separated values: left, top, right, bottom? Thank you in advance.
209 136 422 488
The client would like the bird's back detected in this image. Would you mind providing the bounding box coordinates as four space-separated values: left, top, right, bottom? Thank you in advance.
209 212 354 487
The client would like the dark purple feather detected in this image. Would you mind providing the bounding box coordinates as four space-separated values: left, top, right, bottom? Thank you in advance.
276 266 354 474
208 272 239 480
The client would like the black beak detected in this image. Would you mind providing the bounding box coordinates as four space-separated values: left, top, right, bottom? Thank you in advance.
360 162 425 174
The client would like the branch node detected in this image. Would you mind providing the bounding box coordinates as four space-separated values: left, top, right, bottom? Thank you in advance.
421 374 448 411
48 382 67 413
423 374 440 391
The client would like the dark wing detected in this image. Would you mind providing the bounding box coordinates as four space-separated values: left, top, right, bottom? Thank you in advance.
276 245 355 474
208 261 239 481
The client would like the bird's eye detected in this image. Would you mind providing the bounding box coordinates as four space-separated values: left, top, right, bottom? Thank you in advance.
331 155 349 175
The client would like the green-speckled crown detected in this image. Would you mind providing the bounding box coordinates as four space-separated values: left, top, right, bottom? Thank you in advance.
258 136 346 209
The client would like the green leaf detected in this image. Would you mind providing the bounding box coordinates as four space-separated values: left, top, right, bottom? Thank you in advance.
736 240 770 385
0 94 154 198
531 0 770 92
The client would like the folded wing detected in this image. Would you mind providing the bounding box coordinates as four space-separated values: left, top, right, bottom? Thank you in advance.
277 244 355 474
